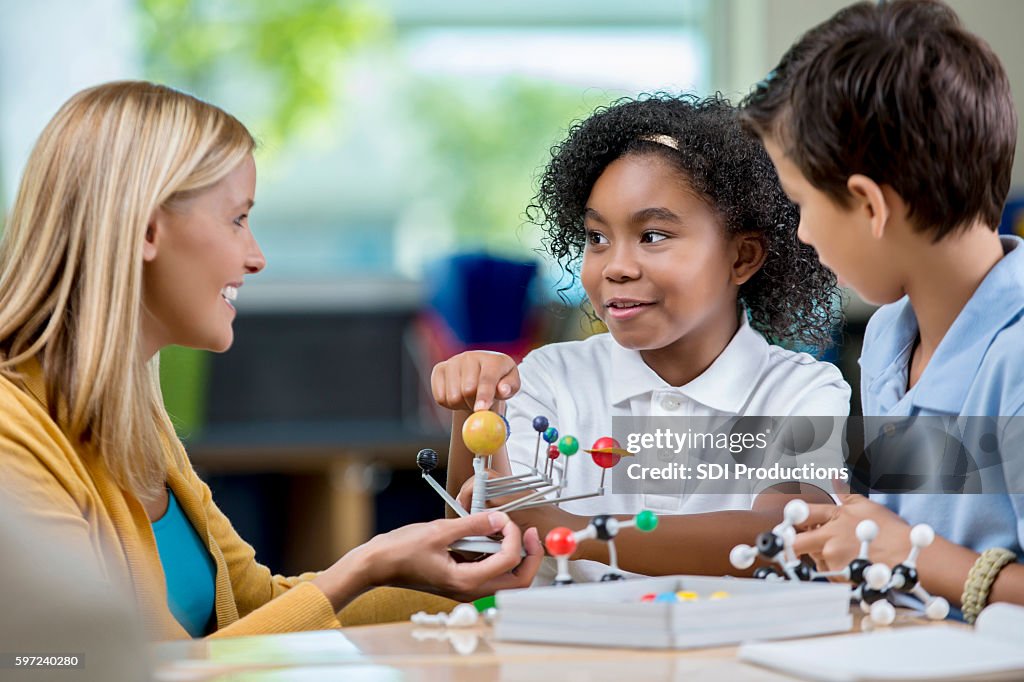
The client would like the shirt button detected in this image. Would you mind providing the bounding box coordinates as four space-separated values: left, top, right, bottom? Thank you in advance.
661 396 681 411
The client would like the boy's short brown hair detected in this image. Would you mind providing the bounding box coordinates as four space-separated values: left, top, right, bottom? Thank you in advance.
742 0 1016 241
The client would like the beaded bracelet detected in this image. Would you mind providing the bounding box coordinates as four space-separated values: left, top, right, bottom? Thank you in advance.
961 547 1017 624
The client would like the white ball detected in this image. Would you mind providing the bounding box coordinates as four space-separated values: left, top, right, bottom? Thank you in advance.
925 597 950 621
910 524 935 548
856 520 879 542
785 499 810 525
864 563 892 590
604 517 621 537
730 544 756 569
446 603 480 628
870 599 896 626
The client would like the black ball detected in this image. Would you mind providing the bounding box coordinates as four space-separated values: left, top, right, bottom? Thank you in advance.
416 448 439 473
792 562 813 581
756 531 784 558
600 572 625 582
532 416 549 432
553 577 574 587
591 515 616 541
848 558 871 584
753 566 780 580
892 564 919 591
861 587 887 604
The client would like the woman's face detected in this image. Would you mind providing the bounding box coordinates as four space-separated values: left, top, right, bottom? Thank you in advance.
141 154 264 357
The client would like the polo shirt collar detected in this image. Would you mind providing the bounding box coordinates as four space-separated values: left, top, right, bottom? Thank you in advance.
609 312 770 413
868 235 1024 414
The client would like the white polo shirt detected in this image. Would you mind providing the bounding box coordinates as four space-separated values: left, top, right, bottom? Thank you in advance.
505 316 851 582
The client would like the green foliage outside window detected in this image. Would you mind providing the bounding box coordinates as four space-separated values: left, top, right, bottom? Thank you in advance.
138 0 389 149
410 76 609 249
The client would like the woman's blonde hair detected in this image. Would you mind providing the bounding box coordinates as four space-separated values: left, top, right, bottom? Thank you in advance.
0 81 255 500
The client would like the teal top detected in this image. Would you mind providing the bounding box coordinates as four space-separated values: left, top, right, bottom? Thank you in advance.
152 488 217 637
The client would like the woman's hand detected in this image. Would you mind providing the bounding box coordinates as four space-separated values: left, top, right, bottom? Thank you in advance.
355 511 542 602
793 493 912 573
431 351 520 412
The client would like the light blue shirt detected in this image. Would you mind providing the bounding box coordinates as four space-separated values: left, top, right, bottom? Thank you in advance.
860 236 1024 561
152 488 217 637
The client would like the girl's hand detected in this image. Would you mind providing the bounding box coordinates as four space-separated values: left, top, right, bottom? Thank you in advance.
431 351 520 412
793 493 913 572
358 511 542 602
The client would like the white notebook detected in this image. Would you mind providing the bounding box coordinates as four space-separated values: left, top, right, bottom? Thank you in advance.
739 603 1024 682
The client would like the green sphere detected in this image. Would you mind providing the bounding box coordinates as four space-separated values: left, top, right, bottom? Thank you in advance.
558 435 579 456
635 510 658 532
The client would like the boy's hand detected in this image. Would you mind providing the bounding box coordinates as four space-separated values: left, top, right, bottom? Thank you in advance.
431 351 520 412
793 493 913 573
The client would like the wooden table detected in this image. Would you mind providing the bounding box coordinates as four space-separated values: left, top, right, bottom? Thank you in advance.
154 612 948 681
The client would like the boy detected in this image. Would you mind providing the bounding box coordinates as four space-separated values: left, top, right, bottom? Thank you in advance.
741 0 1023 619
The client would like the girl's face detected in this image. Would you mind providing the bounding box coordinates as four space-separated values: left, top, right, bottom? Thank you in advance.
581 153 756 378
141 154 265 358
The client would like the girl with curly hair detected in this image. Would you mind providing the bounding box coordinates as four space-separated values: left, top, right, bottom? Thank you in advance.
434 94 850 580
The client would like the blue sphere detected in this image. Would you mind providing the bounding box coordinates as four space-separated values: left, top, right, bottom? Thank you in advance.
532 416 550 433
543 427 559 443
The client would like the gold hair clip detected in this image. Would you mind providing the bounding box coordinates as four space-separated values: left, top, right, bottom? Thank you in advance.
639 133 680 150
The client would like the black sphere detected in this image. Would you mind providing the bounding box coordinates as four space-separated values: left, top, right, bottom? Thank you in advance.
792 562 813 581
591 515 616 541
416 448 439 473
861 587 888 604
600 572 625 582
753 566 780 580
848 558 871 584
756 531 784 558
532 416 550 432
892 564 919 591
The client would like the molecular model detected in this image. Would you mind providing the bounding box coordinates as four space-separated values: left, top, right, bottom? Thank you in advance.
729 499 950 626
417 412 632 554
544 511 659 584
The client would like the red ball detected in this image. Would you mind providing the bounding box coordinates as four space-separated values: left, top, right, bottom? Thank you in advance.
544 527 577 556
589 436 622 469
640 593 657 603
547 443 560 460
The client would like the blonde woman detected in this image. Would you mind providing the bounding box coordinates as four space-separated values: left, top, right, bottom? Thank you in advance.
0 81 541 640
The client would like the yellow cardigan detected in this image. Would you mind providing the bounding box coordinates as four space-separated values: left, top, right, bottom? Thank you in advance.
0 361 454 640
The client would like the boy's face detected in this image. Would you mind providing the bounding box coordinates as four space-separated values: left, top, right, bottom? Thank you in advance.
763 136 903 306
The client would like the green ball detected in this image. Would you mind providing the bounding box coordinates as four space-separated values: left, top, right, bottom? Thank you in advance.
558 435 579 456
635 510 658 532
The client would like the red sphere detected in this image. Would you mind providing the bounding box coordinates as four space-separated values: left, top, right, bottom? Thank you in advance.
547 443 560 460
589 436 622 469
545 527 577 556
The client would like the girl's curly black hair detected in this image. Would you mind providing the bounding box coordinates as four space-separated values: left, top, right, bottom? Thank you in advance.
526 92 840 352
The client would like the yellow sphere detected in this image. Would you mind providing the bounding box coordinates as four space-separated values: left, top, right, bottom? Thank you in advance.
462 410 508 456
